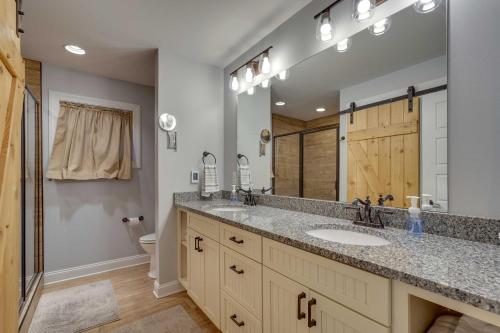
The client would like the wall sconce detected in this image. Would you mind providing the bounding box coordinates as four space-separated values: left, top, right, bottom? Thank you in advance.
228 46 273 93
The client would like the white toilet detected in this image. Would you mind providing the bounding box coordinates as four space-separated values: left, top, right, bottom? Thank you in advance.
139 233 156 278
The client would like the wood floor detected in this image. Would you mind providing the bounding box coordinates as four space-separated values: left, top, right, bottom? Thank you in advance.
42 264 219 332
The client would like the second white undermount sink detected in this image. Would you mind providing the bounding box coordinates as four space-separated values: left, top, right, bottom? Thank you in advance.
306 229 391 246
211 206 247 212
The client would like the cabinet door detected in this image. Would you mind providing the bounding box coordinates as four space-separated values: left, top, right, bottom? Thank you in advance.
263 267 309 333
199 235 220 328
309 291 390 333
187 228 204 307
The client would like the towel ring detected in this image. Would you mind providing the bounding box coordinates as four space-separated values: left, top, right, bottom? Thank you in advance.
237 153 249 166
202 151 216 165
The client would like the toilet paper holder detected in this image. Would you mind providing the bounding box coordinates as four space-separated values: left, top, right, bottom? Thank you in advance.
122 216 144 223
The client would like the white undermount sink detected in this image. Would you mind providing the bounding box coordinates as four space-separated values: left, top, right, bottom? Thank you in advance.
211 206 247 212
306 229 391 246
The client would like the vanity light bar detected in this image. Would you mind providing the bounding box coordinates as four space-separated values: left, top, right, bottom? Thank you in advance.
229 46 273 91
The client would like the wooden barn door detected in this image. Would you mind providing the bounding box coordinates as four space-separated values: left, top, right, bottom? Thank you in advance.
274 134 300 197
347 99 419 208
1 0 26 331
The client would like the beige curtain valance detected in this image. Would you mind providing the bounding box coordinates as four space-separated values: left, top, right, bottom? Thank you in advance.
46 101 132 180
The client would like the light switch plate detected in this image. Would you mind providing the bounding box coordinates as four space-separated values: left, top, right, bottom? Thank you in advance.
191 170 199 184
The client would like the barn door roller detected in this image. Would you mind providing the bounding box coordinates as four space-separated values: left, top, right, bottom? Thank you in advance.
349 102 356 124
407 86 416 113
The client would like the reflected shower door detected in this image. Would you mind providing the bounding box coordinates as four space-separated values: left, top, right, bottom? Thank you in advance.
274 134 300 197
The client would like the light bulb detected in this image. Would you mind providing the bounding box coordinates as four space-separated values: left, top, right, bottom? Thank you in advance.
261 54 271 74
369 17 391 36
317 12 333 42
230 74 239 91
278 70 289 81
353 0 375 22
247 86 255 95
245 65 254 83
414 0 441 13
336 38 351 53
261 79 270 89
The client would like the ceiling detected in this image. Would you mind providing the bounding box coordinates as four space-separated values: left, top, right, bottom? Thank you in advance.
21 0 312 86
270 3 447 121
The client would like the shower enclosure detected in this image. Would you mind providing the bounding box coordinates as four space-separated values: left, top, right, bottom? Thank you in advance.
19 87 44 327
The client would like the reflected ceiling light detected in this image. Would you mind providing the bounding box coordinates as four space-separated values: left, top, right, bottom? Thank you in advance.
414 0 441 13
245 64 255 83
260 52 271 74
247 86 255 95
64 44 86 55
261 79 270 89
316 107 326 112
277 70 289 81
369 17 391 36
317 10 333 42
275 101 286 106
353 0 375 22
229 73 239 91
336 38 352 53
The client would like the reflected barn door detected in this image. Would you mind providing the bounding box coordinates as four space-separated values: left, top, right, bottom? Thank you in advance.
303 128 338 200
274 134 300 197
347 99 419 207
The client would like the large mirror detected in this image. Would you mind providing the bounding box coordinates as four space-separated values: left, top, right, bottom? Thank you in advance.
237 1 447 210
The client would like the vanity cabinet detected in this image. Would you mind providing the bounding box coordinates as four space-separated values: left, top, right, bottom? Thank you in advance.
186 225 220 328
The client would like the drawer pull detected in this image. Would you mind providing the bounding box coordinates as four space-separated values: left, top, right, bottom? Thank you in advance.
307 298 317 328
194 237 199 251
230 314 245 327
297 292 306 320
229 236 244 244
197 237 203 252
229 265 244 274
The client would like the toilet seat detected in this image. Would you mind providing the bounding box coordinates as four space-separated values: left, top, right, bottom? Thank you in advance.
139 233 156 244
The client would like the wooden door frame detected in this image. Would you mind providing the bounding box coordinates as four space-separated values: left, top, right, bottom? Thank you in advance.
272 124 340 200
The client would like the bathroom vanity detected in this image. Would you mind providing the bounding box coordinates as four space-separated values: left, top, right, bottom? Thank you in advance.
176 199 500 333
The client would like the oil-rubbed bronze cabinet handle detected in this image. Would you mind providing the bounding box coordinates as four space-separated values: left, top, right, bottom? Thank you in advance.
229 265 244 274
197 237 203 252
194 237 199 251
307 298 317 328
230 314 245 327
229 236 244 244
297 292 306 320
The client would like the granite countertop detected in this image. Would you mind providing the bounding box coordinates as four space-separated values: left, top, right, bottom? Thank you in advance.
176 199 500 315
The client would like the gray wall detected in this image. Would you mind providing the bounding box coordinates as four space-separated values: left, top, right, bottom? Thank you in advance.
42 63 155 272
225 0 500 219
448 0 500 218
155 51 224 285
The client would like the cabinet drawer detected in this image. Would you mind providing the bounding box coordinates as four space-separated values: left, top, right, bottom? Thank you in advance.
188 213 219 241
263 239 391 326
220 223 262 262
221 291 262 333
220 245 262 319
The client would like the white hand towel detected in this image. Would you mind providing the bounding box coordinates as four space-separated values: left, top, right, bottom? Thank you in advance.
201 164 219 197
238 165 251 191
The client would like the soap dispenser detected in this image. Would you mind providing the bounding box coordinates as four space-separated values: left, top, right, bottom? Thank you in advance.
230 185 239 203
406 196 423 236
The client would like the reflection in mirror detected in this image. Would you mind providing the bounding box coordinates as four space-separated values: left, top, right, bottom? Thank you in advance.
237 2 447 210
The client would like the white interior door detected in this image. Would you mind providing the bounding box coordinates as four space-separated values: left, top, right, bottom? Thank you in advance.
421 90 448 211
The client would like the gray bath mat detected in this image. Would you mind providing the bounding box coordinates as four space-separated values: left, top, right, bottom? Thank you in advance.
29 280 120 333
110 305 202 333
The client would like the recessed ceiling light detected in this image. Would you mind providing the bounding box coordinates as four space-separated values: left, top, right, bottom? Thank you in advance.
316 107 326 112
275 101 286 106
64 44 86 55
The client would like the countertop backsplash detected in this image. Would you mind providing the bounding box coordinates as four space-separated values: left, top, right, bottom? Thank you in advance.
173 191 500 245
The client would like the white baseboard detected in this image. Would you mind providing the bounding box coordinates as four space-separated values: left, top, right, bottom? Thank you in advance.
153 280 185 298
44 254 150 285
